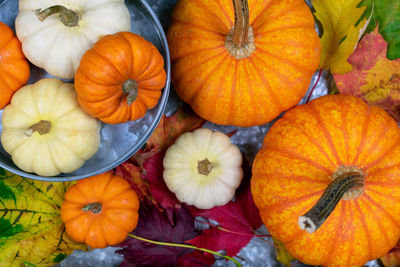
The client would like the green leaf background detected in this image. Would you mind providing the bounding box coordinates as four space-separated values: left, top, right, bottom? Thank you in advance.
362 0 400 59
0 168 87 266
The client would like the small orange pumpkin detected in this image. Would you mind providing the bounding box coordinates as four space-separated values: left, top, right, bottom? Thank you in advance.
0 21 30 109
61 172 140 248
74 32 166 124
251 94 400 266
167 0 320 126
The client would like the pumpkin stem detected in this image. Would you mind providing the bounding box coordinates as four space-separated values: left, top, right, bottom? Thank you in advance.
122 79 138 106
198 158 213 176
24 120 51 137
82 202 102 214
35 5 79 27
225 0 255 59
298 167 364 233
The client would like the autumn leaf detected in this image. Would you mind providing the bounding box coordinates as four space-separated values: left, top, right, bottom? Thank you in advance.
380 239 400 267
116 204 200 267
363 0 400 60
0 168 87 266
273 237 296 267
186 161 263 258
313 0 371 73
333 28 400 121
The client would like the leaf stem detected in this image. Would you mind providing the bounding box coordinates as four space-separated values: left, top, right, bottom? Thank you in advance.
128 233 242 266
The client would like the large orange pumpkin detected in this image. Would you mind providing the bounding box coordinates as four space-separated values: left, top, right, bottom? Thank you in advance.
74 32 166 124
61 172 140 248
0 21 30 109
167 0 320 127
251 94 400 266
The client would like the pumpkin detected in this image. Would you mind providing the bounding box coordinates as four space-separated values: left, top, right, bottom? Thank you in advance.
1 78 101 176
163 128 243 209
15 0 130 79
74 32 167 124
251 94 400 266
61 171 140 248
167 0 320 127
0 21 30 109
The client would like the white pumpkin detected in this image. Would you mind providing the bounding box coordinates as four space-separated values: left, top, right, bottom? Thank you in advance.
1 78 101 176
15 0 131 79
163 128 243 209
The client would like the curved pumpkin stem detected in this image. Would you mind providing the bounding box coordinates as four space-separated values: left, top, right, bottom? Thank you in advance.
298 170 364 233
24 120 51 136
122 79 138 105
197 158 213 176
35 5 79 27
82 202 102 214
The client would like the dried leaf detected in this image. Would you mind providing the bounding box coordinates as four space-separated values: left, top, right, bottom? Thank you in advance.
0 169 87 266
364 0 400 60
333 28 400 121
116 204 200 267
145 104 205 152
313 0 371 73
273 237 296 267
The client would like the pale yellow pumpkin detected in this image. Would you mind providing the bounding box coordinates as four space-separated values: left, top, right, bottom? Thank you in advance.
1 78 101 176
163 128 243 209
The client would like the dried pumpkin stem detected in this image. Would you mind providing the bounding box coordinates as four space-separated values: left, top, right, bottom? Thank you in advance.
128 233 241 266
197 158 213 176
82 202 102 214
122 79 138 106
225 0 255 59
35 5 79 27
298 171 364 233
24 120 51 137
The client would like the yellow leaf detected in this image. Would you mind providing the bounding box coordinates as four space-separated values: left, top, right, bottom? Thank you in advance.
0 169 87 266
273 237 296 267
313 0 370 74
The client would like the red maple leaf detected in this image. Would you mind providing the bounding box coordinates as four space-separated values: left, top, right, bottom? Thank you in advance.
186 161 263 258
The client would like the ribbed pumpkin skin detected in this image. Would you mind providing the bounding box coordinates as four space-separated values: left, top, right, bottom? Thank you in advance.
0 21 30 109
251 94 400 266
75 32 166 124
61 172 140 248
167 0 320 127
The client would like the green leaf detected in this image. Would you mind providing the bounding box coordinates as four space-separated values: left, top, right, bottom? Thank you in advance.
364 0 400 59
0 169 87 266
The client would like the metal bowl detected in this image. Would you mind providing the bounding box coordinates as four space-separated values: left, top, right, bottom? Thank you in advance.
0 0 171 181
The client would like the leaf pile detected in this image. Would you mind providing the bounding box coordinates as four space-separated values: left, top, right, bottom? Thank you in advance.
0 169 86 266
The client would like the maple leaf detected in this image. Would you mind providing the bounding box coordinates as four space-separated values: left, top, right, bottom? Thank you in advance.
145 104 205 152
313 0 371 73
0 169 86 266
116 204 200 267
186 161 263 258
363 0 400 60
380 239 400 267
333 28 400 121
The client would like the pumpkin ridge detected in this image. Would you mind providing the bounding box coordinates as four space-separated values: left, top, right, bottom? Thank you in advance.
186 54 230 104
215 0 234 28
253 172 329 184
351 107 371 165
255 46 315 74
240 59 260 122
171 44 225 64
265 145 333 173
283 115 337 168
366 163 400 177
228 60 238 123
324 202 347 266
247 57 282 112
359 195 394 249
338 97 350 162
255 23 316 36
91 48 125 82
307 103 343 166
0 28 13 51
354 200 373 260
255 38 320 50
190 0 232 33
248 0 275 28
264 189 325 213
171 19 228 37
363 137 400 169
367 179 400 186
251 0 311 31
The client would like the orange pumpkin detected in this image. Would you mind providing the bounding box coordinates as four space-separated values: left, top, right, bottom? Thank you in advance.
0 21 30 109
74 32 166 124
61 172 140 248
251 94 400 266
167 0 320 127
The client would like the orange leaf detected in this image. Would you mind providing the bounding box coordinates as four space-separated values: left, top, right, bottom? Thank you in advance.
145 104 205 152
333 27 400 121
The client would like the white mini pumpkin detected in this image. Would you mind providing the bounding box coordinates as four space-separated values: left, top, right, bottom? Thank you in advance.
15 0 130 79
163 128 243 209
1 78 101 176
